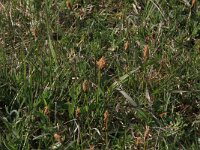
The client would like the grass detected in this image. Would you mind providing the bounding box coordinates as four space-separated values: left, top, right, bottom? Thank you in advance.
0 0 200 149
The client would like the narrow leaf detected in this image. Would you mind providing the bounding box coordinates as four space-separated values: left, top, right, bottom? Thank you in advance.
116 88 138 107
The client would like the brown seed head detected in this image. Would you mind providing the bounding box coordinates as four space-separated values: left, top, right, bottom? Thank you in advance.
124 41 129 51
135 136 143 146
144 125 150 141
97 56 107 70
89 145 95 150
75 107 81 120
192 0 196 7
66 0 72 10
103 110 109 130
0 2 5 13
44 106 49 115
54 133 62 142
30 27 37 39
82 80 89 92
143 45 149 62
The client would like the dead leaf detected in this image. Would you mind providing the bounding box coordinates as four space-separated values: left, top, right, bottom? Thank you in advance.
145 88 151 102
145 87 153 108
159 112 168 118
115 103 120 112
116 88 138 107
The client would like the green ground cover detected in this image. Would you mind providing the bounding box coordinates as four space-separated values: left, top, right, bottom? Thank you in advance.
0 0 200 149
